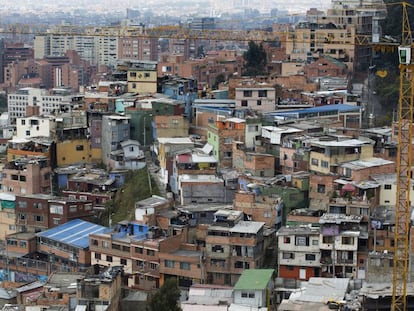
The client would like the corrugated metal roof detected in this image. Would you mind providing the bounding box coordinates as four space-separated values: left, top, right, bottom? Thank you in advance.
37 219 109 249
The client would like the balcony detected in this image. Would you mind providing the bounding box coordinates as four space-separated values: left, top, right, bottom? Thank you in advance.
336 258 355 265
320 257 332 265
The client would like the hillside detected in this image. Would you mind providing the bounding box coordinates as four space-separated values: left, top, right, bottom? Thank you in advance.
101 169 160 226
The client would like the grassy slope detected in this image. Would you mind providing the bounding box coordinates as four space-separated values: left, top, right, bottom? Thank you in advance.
102 169 160 226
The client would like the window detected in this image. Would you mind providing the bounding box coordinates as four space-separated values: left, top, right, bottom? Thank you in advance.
224 138 233 144
150 262 158 270
69 205 77 213
321 160 329 168
243 90 252 97
317 184 326 193
249 293 255 298
258 90 267 97
76 145 84 151
144 72 150 78
323 236 334 244
102 241 109 248
34 202 42 209
295 236 309 246
130 72 137 77
18 213 26 220
165 260 175 268
106 255 113 262
19 241 27 248
120 258 127 265
135 247 143 254
180 262 190 270
384 184 392 190
241 100 248 107
305 254 316 261
18 201 27 208
212 245 224 253
136 260 145 268
257 100 262 106
147 249 155 256
7 239 17 246
312 239 319 245
95 253 101 260
34 215 44 222
342 236 354 245
50 205 63 215
311 158 319 166
283 237 291 244
282 252 294 259
85 204 92 211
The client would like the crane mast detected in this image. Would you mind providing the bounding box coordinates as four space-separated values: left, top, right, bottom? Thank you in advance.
392 2 414 311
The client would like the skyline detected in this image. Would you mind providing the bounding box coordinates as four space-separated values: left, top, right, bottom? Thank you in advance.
1 0 332 16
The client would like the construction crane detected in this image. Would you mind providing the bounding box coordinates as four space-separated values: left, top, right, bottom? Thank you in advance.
392 2 414 310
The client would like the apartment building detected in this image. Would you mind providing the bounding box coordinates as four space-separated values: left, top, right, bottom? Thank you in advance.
284 21 356 71
170 146 217 197
277 225 321 280
205 210 266 285
319 213 365 279
153 115 190 139
15 194 95 233
1 156 52 196
155 137 194 185
232 142 275 177
77 266 123 311
90 221 188 290
178 174 234 205
34 25 147 68
159 244 204 287
207 117 245 170
37 219 109 270
7 87 80 123
235 86 276 113
101 114 131 165
126 60 158 94
233 191 283 229
309 137 374 175
118 35 158 62
15 115 56 140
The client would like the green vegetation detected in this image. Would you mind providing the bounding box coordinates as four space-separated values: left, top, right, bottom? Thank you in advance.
148 278 181 311
243 40 267 76
371 1 414 123
101 169 160 226
212 73 225 89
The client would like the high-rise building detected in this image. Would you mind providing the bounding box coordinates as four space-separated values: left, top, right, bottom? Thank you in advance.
34 24 158 68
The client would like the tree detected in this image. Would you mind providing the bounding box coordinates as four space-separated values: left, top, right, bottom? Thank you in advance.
148 278 181 311
212 73 225 89
243 40 267 76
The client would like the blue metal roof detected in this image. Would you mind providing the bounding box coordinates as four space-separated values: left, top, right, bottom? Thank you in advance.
267 104 361 116
37 219 109 249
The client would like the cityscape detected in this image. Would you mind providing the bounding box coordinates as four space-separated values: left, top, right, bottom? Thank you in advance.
0 0 409 310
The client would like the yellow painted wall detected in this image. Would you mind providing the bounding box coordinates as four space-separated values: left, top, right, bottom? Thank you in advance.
127 70 157 93
56 139 93 166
